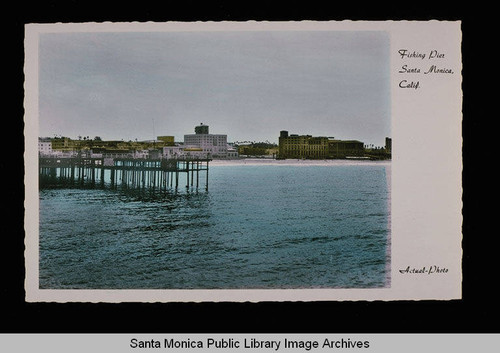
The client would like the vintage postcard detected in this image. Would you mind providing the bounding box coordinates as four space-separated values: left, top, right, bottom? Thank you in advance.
24 21 462 302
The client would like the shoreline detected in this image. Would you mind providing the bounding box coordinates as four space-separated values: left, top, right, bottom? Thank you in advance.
209 158 391 166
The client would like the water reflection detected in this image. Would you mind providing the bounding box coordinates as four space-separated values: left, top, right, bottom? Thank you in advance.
40 178 209 203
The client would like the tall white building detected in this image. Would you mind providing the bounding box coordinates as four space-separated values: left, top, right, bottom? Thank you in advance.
184 123 228 159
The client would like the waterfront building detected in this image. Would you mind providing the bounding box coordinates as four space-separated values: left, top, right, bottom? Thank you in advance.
183 146 209 159
328 139 365 158
162 146 185 159
385 137 392 153
278 131 329 159
227 146 239 159
39 137 79 157
184 123 229 159
38 137 53 155
161 145 211 159
278 130 365 159
38 129 237 160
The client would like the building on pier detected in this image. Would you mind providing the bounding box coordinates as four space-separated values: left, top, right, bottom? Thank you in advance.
162 146 185 159
162 145 210 159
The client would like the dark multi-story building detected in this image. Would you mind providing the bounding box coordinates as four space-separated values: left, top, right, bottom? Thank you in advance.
278 131 329 159
385 137 392 153
328 139 365 158
278 130 365 159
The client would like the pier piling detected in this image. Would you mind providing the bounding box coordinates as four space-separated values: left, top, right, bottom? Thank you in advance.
39 156 211 193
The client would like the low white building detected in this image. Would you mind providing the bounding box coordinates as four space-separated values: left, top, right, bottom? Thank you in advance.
227 145 239 159
183 146 209 159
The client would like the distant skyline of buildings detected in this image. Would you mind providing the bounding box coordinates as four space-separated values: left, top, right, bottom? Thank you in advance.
278 131 391 160
39 123 391 160
40 123 389 148
39 123 239 160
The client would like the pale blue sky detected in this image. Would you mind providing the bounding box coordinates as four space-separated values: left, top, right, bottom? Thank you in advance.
39 30 390 146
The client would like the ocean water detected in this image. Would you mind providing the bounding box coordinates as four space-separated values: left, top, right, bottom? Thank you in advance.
39 161 391 289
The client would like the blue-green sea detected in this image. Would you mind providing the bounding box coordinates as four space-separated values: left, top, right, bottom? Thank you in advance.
39 160 391 289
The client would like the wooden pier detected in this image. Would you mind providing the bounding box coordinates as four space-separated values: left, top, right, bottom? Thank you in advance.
39 156 211 191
